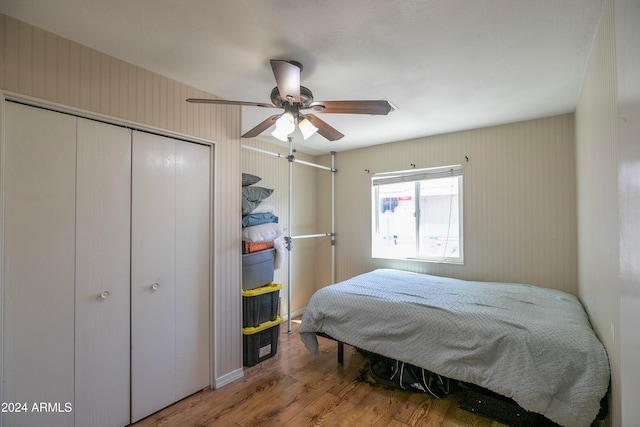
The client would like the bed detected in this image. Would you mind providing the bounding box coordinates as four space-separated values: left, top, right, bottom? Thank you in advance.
298 269 610 427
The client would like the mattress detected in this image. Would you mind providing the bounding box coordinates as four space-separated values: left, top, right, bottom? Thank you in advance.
299 269 610 427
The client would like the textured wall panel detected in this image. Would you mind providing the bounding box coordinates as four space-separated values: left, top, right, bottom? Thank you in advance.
575 1 621 425
0 14 243 386
319 114 577 294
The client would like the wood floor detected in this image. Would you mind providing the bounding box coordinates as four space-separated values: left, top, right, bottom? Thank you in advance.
132 319 508 427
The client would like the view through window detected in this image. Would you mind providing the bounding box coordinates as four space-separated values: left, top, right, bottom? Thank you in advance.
371 165 463 263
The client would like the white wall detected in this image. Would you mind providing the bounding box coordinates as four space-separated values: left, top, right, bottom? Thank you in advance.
576 0 640 425
0 14 244 387
614 1 640 425
575 1 620 424
318 114 578 294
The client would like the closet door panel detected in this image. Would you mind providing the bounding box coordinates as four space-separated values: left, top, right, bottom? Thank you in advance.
3 103 76 427
131 131 177 422
175 141 211 398
75 118 131 427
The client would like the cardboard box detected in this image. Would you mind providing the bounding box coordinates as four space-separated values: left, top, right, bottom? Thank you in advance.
242 241 274 254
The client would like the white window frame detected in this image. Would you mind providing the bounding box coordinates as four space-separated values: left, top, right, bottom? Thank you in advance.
371 165 464 264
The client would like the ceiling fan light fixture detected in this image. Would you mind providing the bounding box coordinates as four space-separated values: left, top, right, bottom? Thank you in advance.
298 117 318 140
271 126 290 141
271 112 295 141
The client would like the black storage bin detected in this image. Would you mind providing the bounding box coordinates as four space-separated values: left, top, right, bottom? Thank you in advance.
242 248 275 290
242 283 282 328
242 317 283 367
457 382 560 427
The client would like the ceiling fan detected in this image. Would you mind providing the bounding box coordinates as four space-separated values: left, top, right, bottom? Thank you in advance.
186 59 395 142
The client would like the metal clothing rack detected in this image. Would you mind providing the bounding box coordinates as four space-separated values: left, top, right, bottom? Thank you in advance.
242 139 336 333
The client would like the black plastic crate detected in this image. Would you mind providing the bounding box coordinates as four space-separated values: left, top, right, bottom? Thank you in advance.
242 283 282 328
242 248 275 290
242 317 283 367
457 382 560 427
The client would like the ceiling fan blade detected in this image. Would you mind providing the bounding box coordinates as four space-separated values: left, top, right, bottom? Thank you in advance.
186 98 278 108
307 100 394 115
186 98 276 108
305 114 345 141
270 60 301 103
241 114 281 138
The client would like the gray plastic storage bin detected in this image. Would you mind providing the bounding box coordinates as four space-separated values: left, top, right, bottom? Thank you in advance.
242 248 275 290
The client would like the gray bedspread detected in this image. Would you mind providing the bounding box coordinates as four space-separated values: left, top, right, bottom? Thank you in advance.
299 269 609 427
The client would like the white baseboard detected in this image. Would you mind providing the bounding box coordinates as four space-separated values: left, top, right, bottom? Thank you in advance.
282 307 305 321
212 307 306 389
213 367 244 389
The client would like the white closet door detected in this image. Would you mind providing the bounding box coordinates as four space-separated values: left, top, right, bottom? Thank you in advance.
75 118 131 427
175 140 211 398
3 102 76 427
131 131 177 422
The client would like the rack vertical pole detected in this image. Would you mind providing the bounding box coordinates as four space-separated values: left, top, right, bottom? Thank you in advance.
331 151 336 285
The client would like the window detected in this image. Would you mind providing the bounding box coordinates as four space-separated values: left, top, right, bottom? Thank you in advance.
371 165 463 264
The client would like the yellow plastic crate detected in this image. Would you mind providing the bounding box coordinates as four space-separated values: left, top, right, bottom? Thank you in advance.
242 283 283 328
241 282 283 297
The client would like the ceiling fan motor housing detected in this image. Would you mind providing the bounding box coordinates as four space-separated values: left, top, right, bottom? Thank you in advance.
270 86 314 108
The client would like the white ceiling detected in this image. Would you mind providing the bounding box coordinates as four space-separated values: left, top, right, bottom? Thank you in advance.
1 0 605 155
